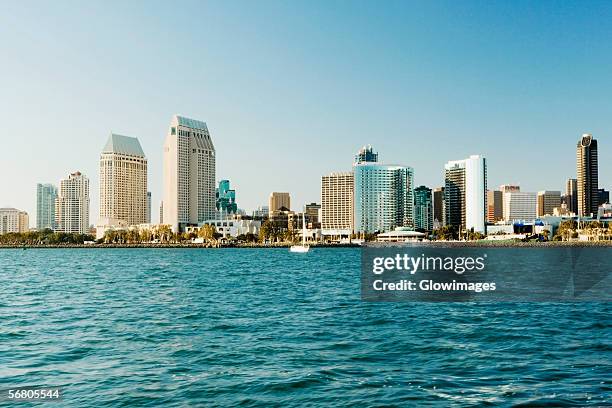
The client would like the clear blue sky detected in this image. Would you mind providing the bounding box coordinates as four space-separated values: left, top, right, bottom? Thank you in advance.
1 0 610 225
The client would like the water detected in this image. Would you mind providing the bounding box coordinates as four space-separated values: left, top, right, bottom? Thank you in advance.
0 248 609 407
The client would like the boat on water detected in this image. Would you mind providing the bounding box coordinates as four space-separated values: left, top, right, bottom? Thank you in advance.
289 208 310 253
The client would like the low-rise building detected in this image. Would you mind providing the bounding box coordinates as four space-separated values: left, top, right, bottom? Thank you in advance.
0 208 29 234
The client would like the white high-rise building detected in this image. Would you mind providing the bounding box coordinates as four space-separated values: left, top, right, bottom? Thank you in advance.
503 192 537 222
321 172 354 236
99 133 148 226
0 208 29 234
444 155 487 234
163 115 216 232
56 171 90 234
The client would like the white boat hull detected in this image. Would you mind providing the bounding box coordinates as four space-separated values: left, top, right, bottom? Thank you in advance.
289 245 310 253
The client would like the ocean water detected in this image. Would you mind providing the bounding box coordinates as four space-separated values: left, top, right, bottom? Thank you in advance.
0 248 609 407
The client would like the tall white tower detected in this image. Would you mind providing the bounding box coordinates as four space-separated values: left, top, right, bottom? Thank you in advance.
163 115 216 232
56 171 90 234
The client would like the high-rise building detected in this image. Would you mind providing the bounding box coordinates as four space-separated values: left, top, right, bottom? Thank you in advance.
354 145 378 164
537 190 561 217
500 185 520 194
354 163 414 233
486 190 503 223
576 133 598 216
565 178 578 214
305 202 321 227
432 187 445 228
159 201 164 224
216 180 237 216
269 192 291 216
36 183 57 230
146 192 151 224
163 115 216 232
444 155 487 233
414 186 433 231
321 172 354 235
99 133 148 226
598 188 610 205
56 171 90 234
503 192 537 222
0 208 29 234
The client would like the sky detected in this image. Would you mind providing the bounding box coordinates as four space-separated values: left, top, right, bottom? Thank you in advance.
1 0 611 225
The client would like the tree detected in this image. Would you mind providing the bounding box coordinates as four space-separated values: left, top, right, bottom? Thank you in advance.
198 224 216 242
433 225 458 241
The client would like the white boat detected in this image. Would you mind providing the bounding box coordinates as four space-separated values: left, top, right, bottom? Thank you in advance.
289 209 310 253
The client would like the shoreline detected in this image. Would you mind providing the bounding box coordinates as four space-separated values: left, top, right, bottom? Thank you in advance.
2 241 612 249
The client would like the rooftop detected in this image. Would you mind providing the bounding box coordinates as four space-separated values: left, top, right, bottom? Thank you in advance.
102 134 145 157
175 115 209 131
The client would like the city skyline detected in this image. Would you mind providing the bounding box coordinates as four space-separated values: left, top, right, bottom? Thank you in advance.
1 2 612 223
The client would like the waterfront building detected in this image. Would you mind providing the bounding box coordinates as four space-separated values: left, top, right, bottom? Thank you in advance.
146 192 151 224
414 186 433 231
565 178 578 214
321 172 354 236
354 145 378 164
432 187 445 228
268 192 291 216
0 208 29 234
305 202 321 227
56 171 90 234
163 115 216 232
36 183 57 230
354 163 414 233
216 180 237 216
537 191 561 217
188 219 262 239
487 190 503 223
598 188 610 205
503 192 537 222
576 133 598 216
99 133 148 227
444 155 487 233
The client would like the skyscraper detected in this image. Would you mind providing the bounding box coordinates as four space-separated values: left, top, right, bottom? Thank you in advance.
99 133 148 226
321 172 354 235
269 192 291 216
565 178 578 215
36 183 57 230
486 190 503 223
444 155 487 233
163 115 216 232
146 192 151 224
414 186 433 231
537 191 561 217
432 187 445 228
216 180 237 216
56 171 90 234
354 163 414 233
354 145 378 164
576 133 598 216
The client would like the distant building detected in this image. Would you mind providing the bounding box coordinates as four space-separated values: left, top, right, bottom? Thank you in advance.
36 183 57 230
216 180 237 216
321 172 354 236
487 190 503 223
432 187 445 228
305 202 321 227
0 208 29 234
414 186 433 231
565 178 578 214
503 192 537 222
444 155 487 233
159 201 163 224
598 188 610 205
146 192 151 224
252 206 269 218
576 133 598 216
354 162 414 233
269 192 291 217
163 115 216 232
354 145 378 164
537 191 561 217
99 133 148 226
187 219 261 239
56 171 90 234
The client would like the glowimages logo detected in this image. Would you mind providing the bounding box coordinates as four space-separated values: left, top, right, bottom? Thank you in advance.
372 253 487 275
